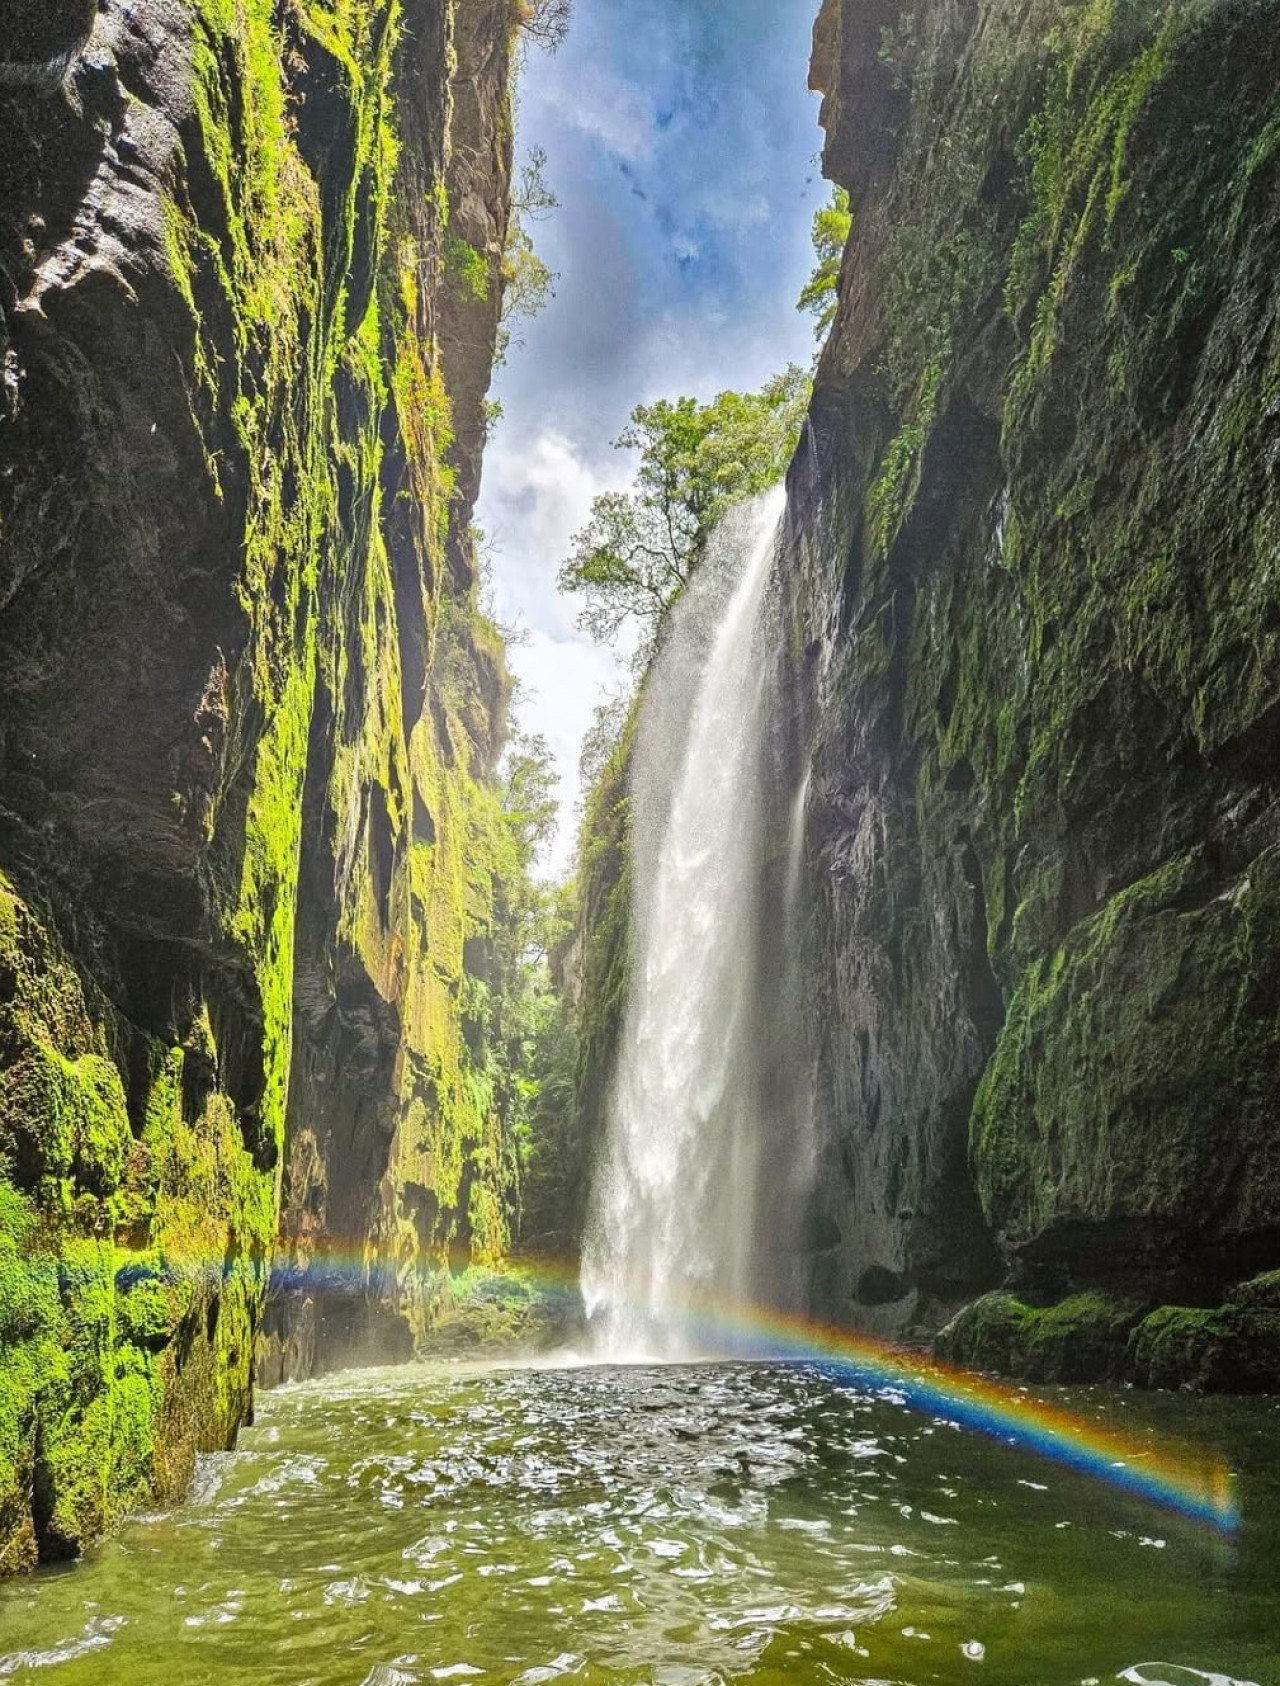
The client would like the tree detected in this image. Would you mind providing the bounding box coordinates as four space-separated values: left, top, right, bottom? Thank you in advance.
500 731 559 877
517 0 572 52
482 732 571 1227
578 693 631 795
557 365 810 656
797 185 853 337
512 146 556 223
498 148 558 362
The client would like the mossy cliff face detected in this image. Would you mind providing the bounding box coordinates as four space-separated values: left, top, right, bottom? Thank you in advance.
789 0 1280 1378
0 873 267 1572
259 0 524 1384
0 0 519 1565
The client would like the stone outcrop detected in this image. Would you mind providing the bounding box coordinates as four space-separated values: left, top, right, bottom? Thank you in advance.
0 0 521 1568
786 0 1280 1381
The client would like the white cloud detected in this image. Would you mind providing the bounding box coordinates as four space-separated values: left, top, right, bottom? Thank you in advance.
473 0 824 879
482 428 630 636
556 66 654 164
506 630 629 878
478 428 634 875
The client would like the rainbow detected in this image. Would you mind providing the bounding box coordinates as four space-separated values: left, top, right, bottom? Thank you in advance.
260 1243 1239 1535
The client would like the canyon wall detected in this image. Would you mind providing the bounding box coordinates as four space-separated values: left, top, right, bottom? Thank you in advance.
0 0 521 1569
788 0 1280 1384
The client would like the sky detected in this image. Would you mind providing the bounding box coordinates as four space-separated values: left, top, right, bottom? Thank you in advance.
476 0 826 874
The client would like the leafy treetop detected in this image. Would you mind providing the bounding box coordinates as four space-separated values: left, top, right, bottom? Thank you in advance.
556 365 809 658
499 147 558 363
797 186 853 337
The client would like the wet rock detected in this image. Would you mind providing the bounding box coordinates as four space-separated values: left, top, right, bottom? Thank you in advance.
936 1292 1148 1385
1128 1305 1280 1394
855 1265 907 1306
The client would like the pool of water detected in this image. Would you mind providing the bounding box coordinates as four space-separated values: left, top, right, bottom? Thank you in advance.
1 1361 1277 1685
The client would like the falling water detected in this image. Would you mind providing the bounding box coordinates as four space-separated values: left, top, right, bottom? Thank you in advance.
784 764 811 926
581 488 808 1357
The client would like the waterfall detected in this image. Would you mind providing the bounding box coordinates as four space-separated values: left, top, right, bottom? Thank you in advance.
784 765 811 927
581 488 811 1358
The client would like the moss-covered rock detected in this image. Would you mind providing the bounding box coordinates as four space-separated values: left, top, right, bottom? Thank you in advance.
544 708 636 1254
1127 1303 1280 1393
939 1281 1280 1393
971 849 1280 1271
414 1267 584 1359
261 0 529 1383
0 875 266 1569
936 1290 1146 1383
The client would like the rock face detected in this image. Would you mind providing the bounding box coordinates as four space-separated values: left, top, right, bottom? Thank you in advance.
786 0 1280 1379
258 0 523 1387
0 0 519 1568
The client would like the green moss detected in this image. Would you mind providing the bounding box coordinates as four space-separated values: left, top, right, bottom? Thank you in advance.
792 0 1280 1381
415 1265 582 1356
866 393 934 563
3 0 526 1563
867 216 995 559
1229 1270 1280 1313
445 235 490 302
940 1287 1280 1392
970 845 1280 1256
563 704 637 1214
937 1290 1146 1382
1128 1302 1280 1393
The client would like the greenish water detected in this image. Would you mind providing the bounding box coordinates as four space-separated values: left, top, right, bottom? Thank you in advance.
1 1361 1277 1685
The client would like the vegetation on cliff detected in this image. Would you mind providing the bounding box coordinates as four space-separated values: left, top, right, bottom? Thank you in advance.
543 334 823 1259
545 0 1280 1395
0 0 566 1568
791 0 1280 1380
3 0 1279 1609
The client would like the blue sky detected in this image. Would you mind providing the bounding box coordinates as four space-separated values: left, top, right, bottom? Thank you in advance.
477 0 825 871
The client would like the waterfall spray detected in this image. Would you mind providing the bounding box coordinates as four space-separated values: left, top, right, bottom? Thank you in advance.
581 489 812 1358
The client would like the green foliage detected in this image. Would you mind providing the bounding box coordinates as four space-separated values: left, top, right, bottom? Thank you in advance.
558 366 810 658
578 692 632 796
512 145 557 222
488 734 574 1194
498 228 555 358
417 1264 579 1354
543 360 812 1239
946 1280 1280 1392
1002 2 1189 424
447 235 490 302
971 848 1280 1258
797 186 853 337
0 871 271 1566
501 733 561 860
865 220 994 561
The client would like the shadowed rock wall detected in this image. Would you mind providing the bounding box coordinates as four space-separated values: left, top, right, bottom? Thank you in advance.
789 0 1280 1383
0 0 520 1568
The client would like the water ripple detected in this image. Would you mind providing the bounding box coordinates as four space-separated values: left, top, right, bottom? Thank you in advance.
0 1363 1275 1686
